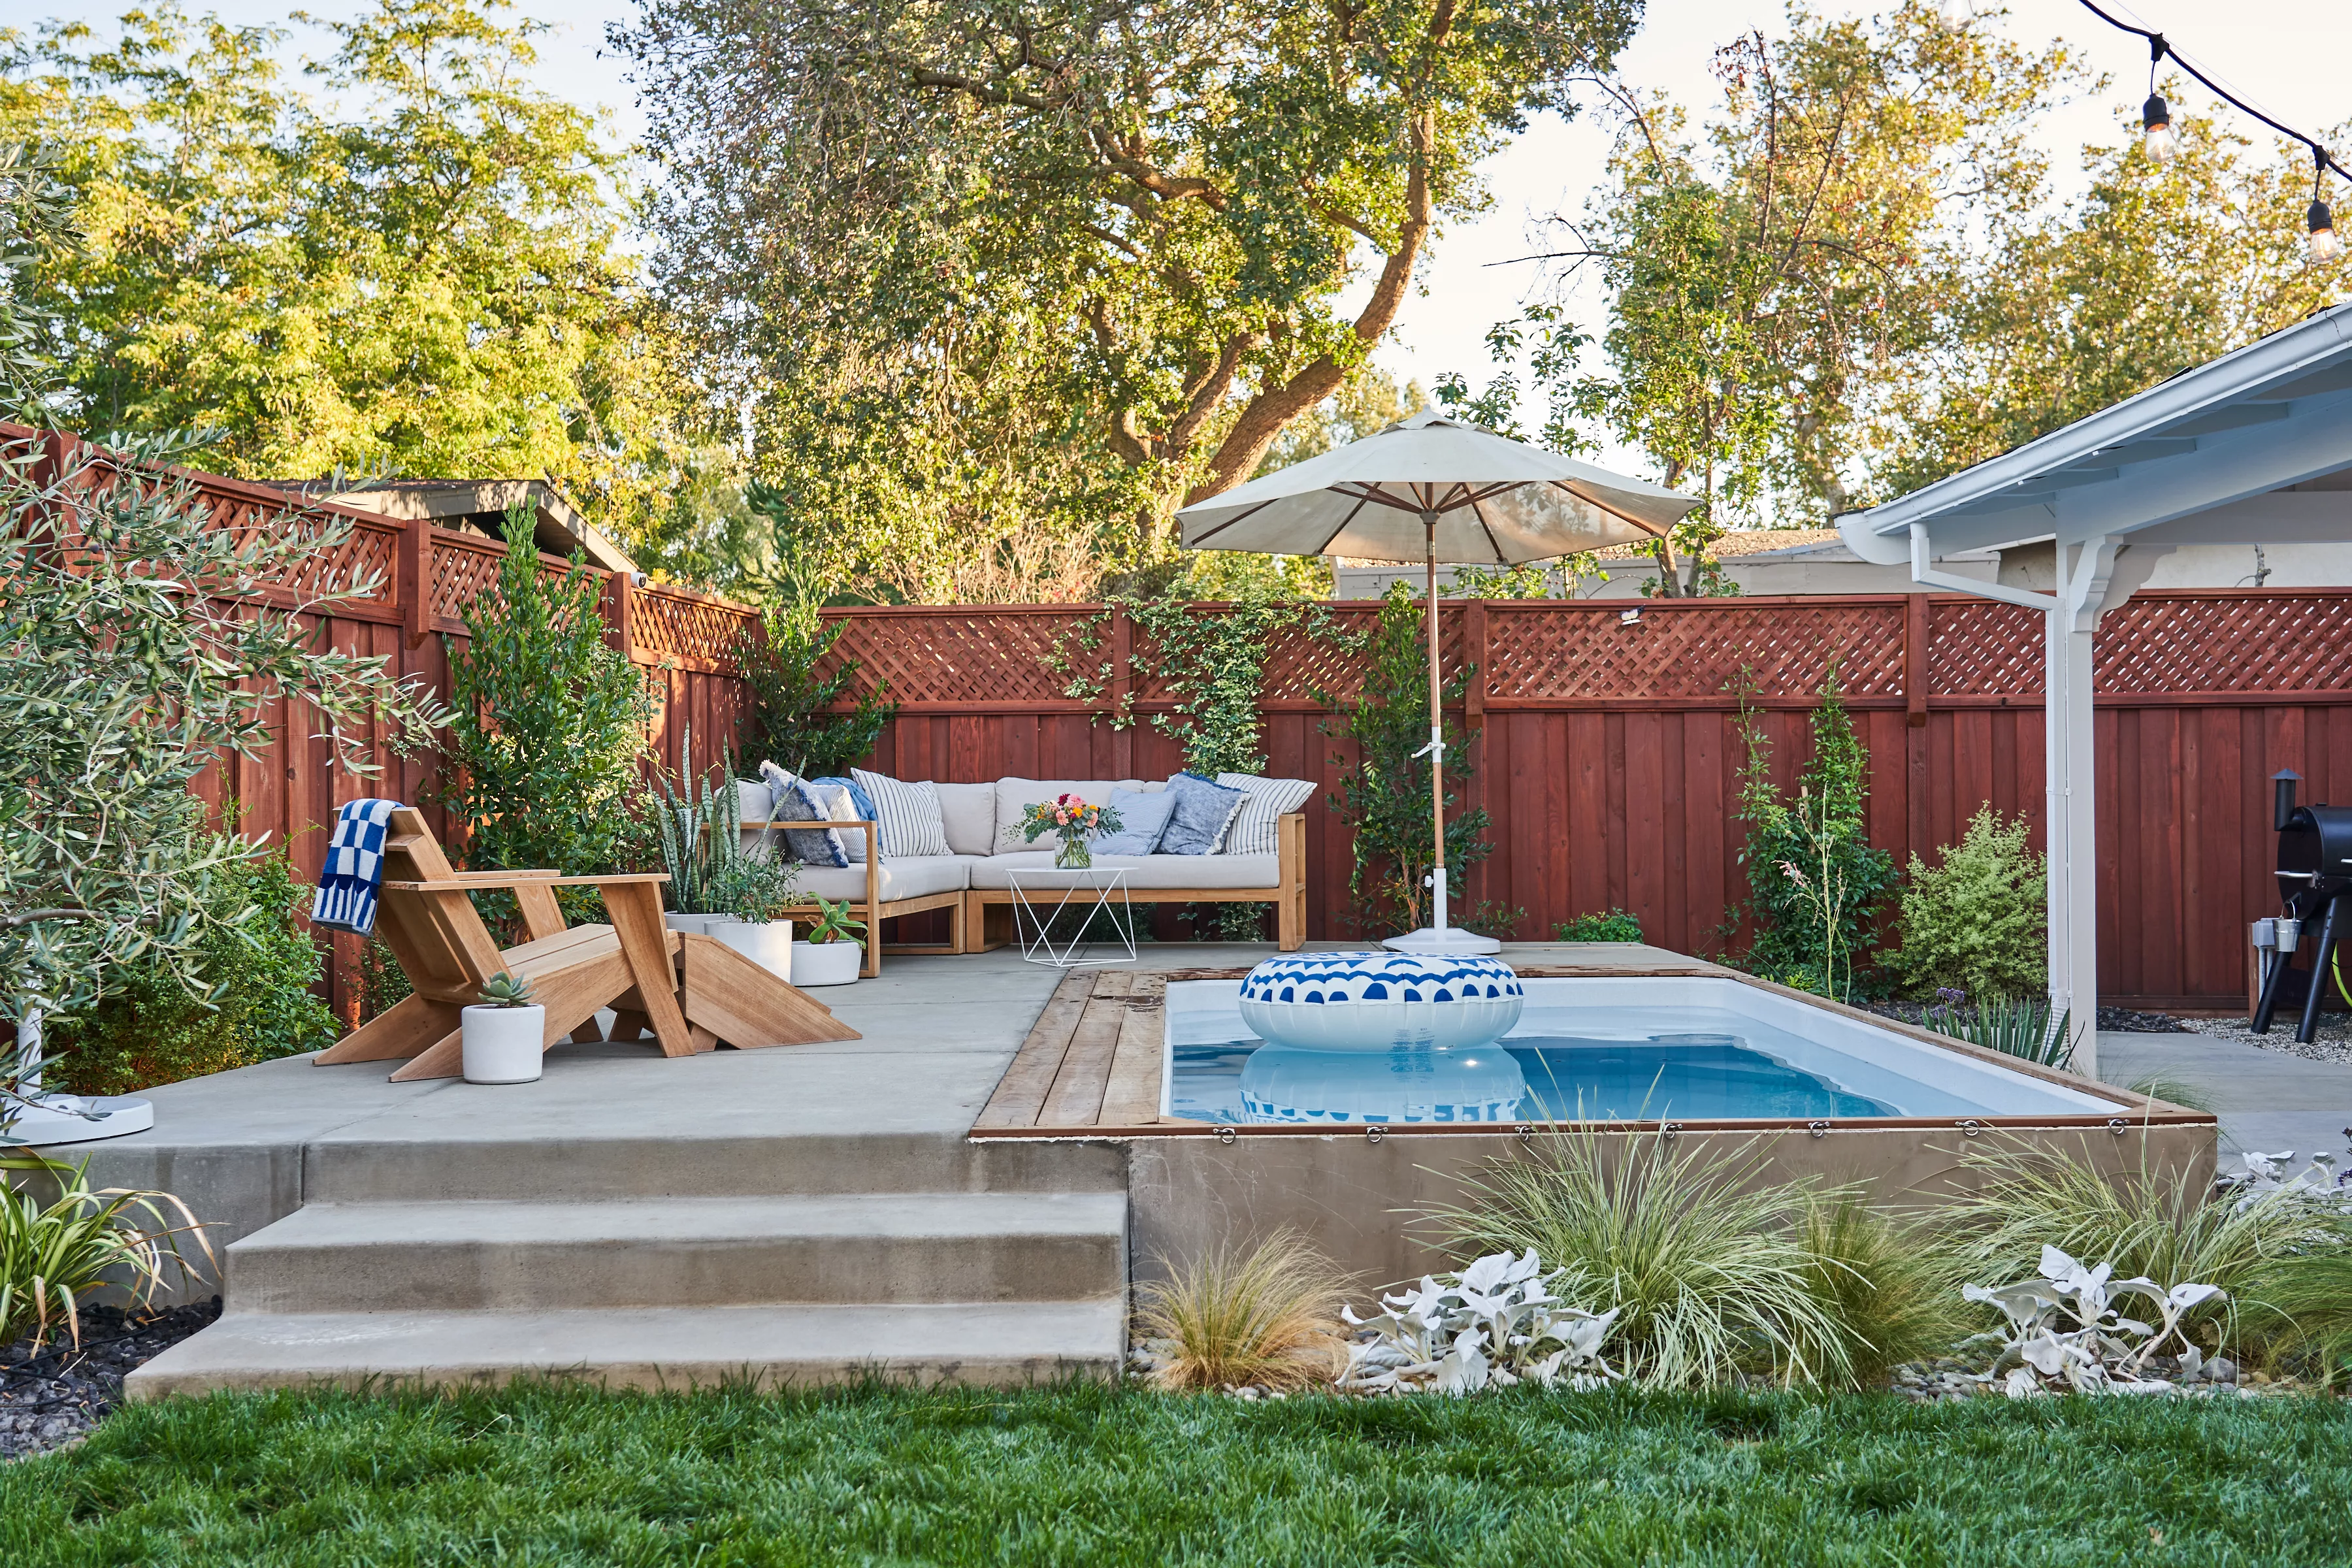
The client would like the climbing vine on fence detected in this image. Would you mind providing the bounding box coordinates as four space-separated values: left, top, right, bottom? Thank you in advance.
1047 579 1325 776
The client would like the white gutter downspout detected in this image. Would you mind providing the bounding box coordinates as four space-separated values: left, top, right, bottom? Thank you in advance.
1908 523 2055 610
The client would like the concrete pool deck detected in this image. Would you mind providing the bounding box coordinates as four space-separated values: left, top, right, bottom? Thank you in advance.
17 941 2251 1396
2097 1030 2352 1165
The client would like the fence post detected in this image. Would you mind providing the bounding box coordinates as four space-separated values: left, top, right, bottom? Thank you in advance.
400 515 430 649
1109 604 1132 708
1903 594 1929 729
605 568 638 664
1465 598 1488 733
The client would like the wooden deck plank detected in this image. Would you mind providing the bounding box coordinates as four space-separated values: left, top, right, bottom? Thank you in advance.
1039 971 1134 1127
973 971 1095 1129
1098 974 1168 1125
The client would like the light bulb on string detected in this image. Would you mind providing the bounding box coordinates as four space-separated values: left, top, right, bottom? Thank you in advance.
2310 150 2340 265
2141 38 2173 165
1937 0 1970 31
2142 95 2174 163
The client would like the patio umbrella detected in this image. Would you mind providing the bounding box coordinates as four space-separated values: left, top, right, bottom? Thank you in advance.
1176 411 1700 954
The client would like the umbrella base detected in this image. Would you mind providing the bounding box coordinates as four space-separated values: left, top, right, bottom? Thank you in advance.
1381 926 1503 956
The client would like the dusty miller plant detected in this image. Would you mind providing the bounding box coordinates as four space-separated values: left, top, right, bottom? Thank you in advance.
1963 1245 2225 1397
1339 1248 1620 1395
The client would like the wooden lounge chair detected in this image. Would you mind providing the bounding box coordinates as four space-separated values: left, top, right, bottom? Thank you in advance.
314 808 858 1081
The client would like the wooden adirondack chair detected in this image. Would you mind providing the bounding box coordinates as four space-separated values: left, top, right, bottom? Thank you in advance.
314 807 857 1081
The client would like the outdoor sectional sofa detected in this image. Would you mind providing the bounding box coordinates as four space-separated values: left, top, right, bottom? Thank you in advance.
740 775 1309 975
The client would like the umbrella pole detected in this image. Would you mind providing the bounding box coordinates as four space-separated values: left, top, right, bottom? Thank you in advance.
1425 516 1447 938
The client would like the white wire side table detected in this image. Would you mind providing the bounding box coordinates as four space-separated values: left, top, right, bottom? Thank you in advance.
1005 866 1138 968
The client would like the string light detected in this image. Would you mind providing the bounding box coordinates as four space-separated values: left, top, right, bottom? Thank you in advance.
2311 150 2341 264
2076 1 2344 263
2140 37 2174 163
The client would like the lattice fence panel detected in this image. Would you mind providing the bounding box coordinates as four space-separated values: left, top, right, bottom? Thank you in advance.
819 610 1086 704
1484 601 1905 701
1257 605 1388 706
636 589 758 668
1927 599 2041 694
2097 593 2352 694
429 536 506 625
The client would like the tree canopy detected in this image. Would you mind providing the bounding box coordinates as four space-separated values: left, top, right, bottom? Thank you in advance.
1477 1 2350 560
1 0 724 542
615 0 1644 600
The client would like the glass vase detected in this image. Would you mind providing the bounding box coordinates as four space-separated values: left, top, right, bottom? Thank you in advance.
1055 834 1092 870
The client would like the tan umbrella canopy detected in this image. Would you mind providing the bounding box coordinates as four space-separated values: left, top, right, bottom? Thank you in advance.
1177 412 1701 953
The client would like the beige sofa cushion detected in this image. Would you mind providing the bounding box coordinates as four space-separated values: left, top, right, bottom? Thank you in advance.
936 781 998 857
793 855 973 904
970 851 1279 891
990 777 1146 854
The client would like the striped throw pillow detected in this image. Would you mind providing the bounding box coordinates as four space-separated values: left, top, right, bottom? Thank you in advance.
1215 773 1315 857
851 768 951 858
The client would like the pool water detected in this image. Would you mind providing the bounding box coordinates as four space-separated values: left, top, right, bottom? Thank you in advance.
1166 982 2117 1126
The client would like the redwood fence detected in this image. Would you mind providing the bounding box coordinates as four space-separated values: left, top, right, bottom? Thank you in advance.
65 420 2352 1011
824 593 2352 1010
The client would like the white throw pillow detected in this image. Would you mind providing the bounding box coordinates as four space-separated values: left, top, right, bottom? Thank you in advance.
851 768 951 858
936 781 998 857
1214 773 1316 857
990 777 1145 855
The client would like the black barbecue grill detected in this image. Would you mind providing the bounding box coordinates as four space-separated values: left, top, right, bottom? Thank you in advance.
2253 771 2352 1041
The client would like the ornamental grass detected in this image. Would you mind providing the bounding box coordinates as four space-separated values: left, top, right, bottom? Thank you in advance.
1131 1228 1353 1392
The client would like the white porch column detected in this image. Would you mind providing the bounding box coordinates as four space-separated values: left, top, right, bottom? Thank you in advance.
2047 538 2117 1078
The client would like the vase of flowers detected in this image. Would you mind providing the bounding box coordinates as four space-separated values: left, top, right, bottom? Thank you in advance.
1022 793 1123 870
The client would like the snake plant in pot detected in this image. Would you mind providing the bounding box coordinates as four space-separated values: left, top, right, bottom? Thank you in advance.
792 896 867 987
462 972 544 1085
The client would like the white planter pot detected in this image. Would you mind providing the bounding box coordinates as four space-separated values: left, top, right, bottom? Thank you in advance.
462 1004 546 1084
791 939 863 987
664 913 721 936
709 917 794 979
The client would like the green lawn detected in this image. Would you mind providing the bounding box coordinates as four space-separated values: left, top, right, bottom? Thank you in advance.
5 1381 2349 1565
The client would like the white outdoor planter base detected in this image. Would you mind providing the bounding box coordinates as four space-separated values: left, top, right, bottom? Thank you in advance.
709 918 794 981
791 940 862 987
463 1004 547 1083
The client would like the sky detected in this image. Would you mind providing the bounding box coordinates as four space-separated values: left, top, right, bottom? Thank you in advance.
35 0 2352 467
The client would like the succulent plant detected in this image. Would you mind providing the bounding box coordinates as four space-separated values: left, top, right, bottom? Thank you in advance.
476 971 538 1008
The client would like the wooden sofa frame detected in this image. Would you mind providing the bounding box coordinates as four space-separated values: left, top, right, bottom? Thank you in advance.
747 811 1309 973
962 811 1309 955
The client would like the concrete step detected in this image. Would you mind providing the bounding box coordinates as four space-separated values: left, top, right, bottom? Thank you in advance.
125 1298 1128 1398
225 1193 1129 1313
302 1131 1127 1204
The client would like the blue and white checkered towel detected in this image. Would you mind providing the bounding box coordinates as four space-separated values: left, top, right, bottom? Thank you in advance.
312 798 402 937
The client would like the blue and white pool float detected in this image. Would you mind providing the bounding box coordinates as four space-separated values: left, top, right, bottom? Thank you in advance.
1237 951 1524 1053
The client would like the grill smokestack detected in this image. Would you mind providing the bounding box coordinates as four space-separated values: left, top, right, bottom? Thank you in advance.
2276 769 2304 833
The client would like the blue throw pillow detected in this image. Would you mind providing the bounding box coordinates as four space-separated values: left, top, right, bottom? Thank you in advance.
1159 772 1249 856
810 774 878 825
1093 787 1176 856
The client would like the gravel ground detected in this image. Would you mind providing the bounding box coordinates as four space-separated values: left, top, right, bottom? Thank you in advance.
1 1298 220 1462
2181 1012 2352 1068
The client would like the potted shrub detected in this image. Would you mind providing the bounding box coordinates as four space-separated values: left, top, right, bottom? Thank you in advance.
706 855 800 980
462 972 546 1084
791 896 867 987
